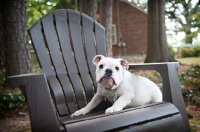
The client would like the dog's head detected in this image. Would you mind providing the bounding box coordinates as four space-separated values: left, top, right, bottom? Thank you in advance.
93 55 129 90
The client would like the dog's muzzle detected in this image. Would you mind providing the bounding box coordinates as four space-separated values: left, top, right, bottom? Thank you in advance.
99 69 116 88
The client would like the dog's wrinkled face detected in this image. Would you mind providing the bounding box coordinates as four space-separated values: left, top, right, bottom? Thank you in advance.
93 55 129 90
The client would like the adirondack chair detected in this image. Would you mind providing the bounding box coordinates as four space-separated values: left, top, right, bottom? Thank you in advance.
8 9 190 132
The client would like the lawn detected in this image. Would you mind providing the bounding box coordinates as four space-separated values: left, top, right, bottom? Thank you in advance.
175 57 200 65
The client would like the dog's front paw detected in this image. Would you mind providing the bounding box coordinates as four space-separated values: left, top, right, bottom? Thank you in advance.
105 106 122 114
70 108 87 118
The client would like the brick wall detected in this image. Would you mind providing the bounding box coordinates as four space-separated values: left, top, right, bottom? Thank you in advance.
112 0 147 58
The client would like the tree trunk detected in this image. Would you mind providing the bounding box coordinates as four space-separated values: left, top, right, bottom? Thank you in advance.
1 0 32 77
100 0 113 57
79 0 97 20
0 6 4 68
145 0 175 63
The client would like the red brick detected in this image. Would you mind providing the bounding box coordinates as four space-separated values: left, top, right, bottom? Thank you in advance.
97 0 147 57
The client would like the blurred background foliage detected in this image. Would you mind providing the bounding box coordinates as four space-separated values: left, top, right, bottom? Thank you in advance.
26 0 76 28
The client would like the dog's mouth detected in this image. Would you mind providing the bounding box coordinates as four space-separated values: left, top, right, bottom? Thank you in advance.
100 76 116 85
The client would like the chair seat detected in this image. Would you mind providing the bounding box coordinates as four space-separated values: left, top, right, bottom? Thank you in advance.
63 102 186 132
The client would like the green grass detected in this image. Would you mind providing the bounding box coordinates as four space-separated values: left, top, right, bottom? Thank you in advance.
175 57 200 65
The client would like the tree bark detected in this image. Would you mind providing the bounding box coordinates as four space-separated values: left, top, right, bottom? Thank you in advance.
100 0 113 57
145 0 175 63
79 0 97 20
1 0 32 76
0 5 4 68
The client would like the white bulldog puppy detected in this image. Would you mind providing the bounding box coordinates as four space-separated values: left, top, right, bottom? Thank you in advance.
70 55 162 118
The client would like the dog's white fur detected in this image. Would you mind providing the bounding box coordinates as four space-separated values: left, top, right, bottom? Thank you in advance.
70 55 162 118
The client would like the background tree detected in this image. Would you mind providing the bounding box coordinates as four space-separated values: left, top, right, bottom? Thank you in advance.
0 7 4 69
0 0 32 77
26 0 75 28
79 0 97 19
165 0 200 43
129 0 147 11
100 0 113 57
145 0 175 63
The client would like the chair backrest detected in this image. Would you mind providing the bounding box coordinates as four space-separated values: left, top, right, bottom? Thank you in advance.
29 9 106 118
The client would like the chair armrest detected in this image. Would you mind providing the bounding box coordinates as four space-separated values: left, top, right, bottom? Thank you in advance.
7 73 61 132
129 62 179 102
129 62 179 71
129 62 181 102
129 62 190 132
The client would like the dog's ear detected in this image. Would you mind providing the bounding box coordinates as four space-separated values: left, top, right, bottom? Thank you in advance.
93 55 105 65
119 59 129 70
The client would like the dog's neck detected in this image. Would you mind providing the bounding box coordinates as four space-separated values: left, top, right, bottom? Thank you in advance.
113 88 118 102
104 86 119 102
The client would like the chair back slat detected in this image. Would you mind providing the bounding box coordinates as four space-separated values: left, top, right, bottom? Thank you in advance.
68 10 94 103
41 14 66 75
29 22 55 76
29 9 107 118
81 13 97 91
43 12 81 114
29 21 69 116
94 21 106 56
54 9 86 110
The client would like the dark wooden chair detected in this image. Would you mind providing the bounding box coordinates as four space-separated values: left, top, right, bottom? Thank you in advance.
8 9 190 132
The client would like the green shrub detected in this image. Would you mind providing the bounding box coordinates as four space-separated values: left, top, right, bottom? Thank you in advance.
0 70 25 112
180 48 193 57
32 63 40 73
179 64 200 105
192 45 200 57
168 45 176 57
0 91 25 112
183 89 200 104
180 45 200 57
0 70 6 90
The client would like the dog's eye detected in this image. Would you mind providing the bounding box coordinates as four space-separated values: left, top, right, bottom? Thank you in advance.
115 66 119 70
99 64 103 69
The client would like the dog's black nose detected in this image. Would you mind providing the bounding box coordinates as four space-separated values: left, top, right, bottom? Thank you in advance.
105 69 112 76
